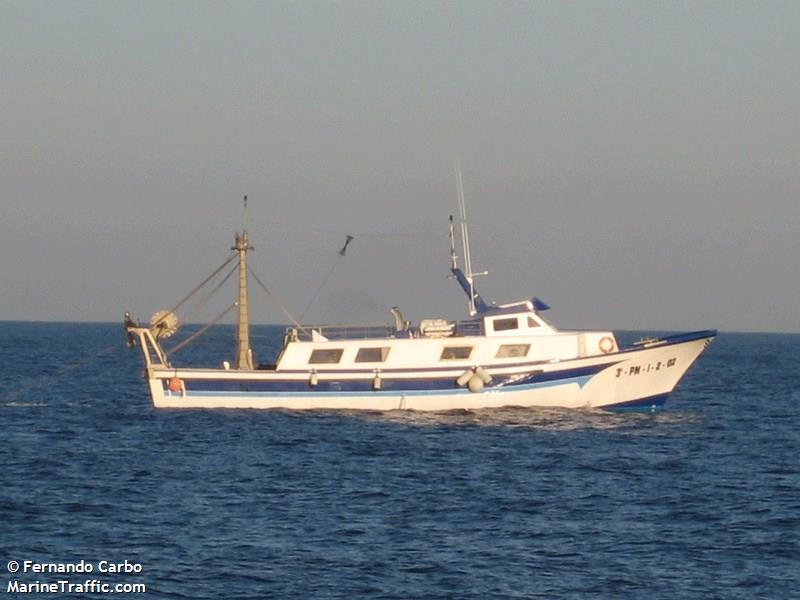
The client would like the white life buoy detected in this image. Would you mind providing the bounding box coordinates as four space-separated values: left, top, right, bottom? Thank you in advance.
599 336 615 354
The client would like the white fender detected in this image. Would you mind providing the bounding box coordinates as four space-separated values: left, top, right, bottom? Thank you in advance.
474 366 492 384
456 369 474 387
467 375 484 393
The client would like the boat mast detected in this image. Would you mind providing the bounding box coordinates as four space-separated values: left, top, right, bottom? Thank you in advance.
234 195 254 369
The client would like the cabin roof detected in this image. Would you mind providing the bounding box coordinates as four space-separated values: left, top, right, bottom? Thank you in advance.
479 297 550 316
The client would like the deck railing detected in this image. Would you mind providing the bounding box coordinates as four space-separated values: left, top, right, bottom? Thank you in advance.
284 318 485 342
285 324 400 342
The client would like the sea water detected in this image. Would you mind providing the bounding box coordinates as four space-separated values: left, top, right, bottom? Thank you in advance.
1 322 798 599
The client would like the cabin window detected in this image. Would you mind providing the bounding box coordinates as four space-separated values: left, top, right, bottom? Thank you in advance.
355 347 390 363
492 317 519 332
495 344 530 358
440 346 473 360
527 316 540 328
308 349 344 364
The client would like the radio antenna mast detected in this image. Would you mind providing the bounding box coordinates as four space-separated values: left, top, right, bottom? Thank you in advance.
453 160 488 315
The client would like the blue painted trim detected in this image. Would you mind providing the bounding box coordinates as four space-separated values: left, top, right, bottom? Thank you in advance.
178 372 593 399
169 361 614 394
480 297 550 316
603 393 670 411
450 267 490 313
531 297 550 312
275 357 621 375
656 329 717 344
618 329 716 351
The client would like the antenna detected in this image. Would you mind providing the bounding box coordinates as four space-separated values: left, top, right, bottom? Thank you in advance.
242 195 249 233
450 160 489 316
455 160 473 281
449 215 457 270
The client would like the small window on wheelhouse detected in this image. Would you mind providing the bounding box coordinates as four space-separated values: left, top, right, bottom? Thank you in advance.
440 346 473 360
527 316 540 328
308 349 344 364
495 344 530 358
492 317 519 332
355 347 390 363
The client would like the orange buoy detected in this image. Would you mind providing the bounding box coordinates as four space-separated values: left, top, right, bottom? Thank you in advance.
168 377 183 393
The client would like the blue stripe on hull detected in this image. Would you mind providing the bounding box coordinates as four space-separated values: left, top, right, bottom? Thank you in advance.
174 362 613 394
178 374 593 398
603 393 670 412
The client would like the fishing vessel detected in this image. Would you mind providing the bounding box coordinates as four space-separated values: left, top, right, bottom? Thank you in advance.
125 191 715 411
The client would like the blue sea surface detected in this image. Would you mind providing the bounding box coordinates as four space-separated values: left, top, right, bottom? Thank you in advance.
1 322 798 599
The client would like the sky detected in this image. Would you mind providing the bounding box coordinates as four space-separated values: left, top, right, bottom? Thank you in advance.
1 1 799 332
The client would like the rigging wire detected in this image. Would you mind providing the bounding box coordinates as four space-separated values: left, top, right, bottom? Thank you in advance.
298 235 354 322
166 302 237 356
179 262 238 326
148 227 358 353
262 220 427 240
1 343 122 403
299 255 342 322
248 265 308 333
153 252 237 327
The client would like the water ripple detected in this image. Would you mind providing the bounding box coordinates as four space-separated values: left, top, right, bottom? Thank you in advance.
1 325 798 598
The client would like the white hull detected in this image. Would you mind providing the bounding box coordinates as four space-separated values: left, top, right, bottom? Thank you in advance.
144 333 712 411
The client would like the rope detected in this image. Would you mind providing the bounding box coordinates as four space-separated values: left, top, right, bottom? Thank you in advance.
179 262 238 325
263 220 428 240
167 302 237 356
153 253 237 327
296 233 354 322
248 266 309 334
299 254 342 322
2 343 121 403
